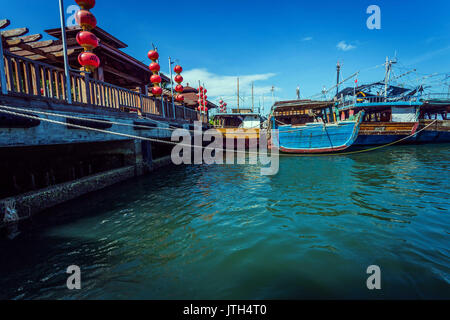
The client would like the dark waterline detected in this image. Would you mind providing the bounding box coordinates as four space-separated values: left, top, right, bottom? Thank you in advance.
0 144 449 299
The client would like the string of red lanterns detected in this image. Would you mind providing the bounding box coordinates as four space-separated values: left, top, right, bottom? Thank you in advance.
196 86 208 114
148 49 162 96
219 99 227 113
75 0 100 73
174 65 184 103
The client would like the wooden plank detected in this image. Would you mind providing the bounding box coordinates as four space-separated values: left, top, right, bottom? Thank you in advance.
54 70 60 99
60 72 66 100
6 55 15 92
47 69 54 98
9 33 42 43
34 64 42 96
3 56 12 91
5 39 22 47
0 19 10 29
41 67 49 97
13 59 23 93
29 54 50 61
1 28 28 39
53 49 74 57
24 61 32 94
9 39 54 51
30 63 38 95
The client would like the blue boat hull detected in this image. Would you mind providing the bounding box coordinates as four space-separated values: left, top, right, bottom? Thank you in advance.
272 114 363 153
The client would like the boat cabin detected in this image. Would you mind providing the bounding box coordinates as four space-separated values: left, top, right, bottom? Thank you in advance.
270 100 336 126
214 109 262 129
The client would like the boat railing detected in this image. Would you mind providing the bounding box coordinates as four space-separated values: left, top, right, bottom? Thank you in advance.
0 50 203 123
421 93 450 102
339 94 419 107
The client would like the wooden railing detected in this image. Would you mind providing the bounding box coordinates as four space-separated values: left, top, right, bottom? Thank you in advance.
0 50 202 122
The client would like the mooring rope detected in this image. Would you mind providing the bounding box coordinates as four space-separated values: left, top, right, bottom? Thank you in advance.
0 106 438 158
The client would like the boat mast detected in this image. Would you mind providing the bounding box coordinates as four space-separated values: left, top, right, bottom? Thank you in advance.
251 81 254 113
336 61 341 97
237 77 240 112
384 56 396 99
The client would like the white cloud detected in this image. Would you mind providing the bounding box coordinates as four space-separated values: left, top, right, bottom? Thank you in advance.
182 68 278 107
337 41 356 51
302 36 313 41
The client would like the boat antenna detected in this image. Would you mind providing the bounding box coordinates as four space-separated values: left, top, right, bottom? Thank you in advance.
336 61 341 96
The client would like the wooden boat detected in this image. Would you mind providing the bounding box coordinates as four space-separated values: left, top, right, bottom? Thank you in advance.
213 108 262 148
336 85 450 145
268 100 364 153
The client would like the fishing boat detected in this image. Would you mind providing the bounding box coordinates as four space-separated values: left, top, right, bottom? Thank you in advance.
334 57 450 146
213 108 263 147
336 84 450 145
268 100 364 153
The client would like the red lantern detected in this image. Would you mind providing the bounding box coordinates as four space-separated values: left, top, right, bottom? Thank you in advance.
76 10 97 30
199 86 204 91
204 107 208 112
174 75 183 83
176 94 184 102
219 100 224 104
204 89 207 94
78 52 100 72
152 86 162 96
224 103 228 107
174 65 183 74
76 31 98 51
149 62 160 72
197 106 202 111
150 74 162 84
204 95 208 100
197 99 202 104
148 50 159 61
75 0 96 10
175 85 184 93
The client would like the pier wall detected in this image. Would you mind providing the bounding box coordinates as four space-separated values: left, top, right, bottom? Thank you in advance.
0 96 178 230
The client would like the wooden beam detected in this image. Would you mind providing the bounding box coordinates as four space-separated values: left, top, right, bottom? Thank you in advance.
1 27 28 38
26 49 74 61
5 38 22 47
53 49 74 57
0 19 10 29
9 39 54 52
10 33 42 44
16 42 60 62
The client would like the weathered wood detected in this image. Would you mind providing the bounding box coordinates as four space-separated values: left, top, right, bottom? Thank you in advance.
0 19 10 29
1 28 28 39
34 64 41 96
25 54 46 61
53 49 74 57
9 39 54 51
16 42 59 62
5 39 22 47
6 55 14 92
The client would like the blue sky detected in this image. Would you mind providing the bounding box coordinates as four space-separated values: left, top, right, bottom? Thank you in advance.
2 0 450 113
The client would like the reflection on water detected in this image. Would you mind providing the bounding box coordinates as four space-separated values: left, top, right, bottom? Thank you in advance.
0 144 449 299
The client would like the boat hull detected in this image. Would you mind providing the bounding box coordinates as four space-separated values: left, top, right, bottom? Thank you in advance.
213 128 260 149
354 120 450 145
272 115 363 154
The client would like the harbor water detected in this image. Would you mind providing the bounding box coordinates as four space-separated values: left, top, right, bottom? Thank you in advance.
0 144 449 299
